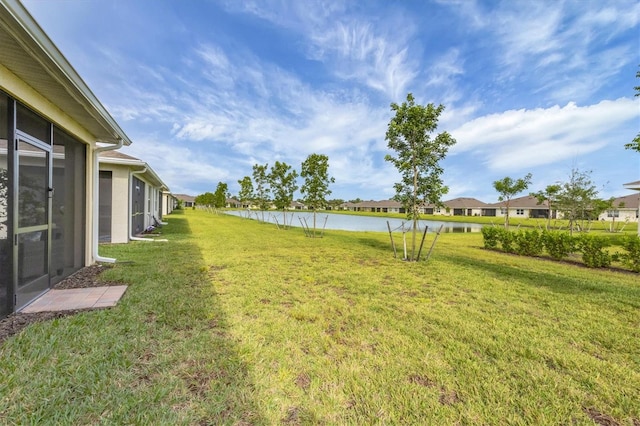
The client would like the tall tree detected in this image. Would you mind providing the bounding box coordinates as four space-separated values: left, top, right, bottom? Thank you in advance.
300 153 335 237
213 182 229 208
268 161 299 228
626 66 640 152
556 168 600 234
195 191 215 207
384 93 456 261
237 176 254 209
531 183 561 230
252 163 271 221
493 173 532 229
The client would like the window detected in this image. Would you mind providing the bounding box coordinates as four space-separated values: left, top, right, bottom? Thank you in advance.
516 209 524 215
607 210 619 218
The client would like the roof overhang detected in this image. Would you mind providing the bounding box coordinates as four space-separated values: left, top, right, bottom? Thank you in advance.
623 180 640 191
99 156 169 191
0 0 131 145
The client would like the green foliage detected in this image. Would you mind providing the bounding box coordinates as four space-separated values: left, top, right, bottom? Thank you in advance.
213 182 229 208
268 161 299 227
237 176 254 207
530 184 561 229
496 227 515 253
194 191 215 206
555 168 600 234
542 231 577 260
481 226 500 249
513 229 544 256
300 153 334 211
384 92 456 260
492 173 532 229
577 234 612 268
618 235 640 272
300 153 335 237
252 163 271 211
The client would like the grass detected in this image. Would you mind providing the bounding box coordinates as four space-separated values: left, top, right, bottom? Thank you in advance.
1 209 639 424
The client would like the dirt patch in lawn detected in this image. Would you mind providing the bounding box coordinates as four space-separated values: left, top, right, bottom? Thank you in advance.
0 264 120 344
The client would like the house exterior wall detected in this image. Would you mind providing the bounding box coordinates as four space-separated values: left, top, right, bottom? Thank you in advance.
110 165 130 244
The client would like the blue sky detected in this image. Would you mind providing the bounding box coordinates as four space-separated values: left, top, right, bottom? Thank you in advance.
23 0 640 202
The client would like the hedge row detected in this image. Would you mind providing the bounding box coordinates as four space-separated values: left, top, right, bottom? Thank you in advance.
481 227 640 272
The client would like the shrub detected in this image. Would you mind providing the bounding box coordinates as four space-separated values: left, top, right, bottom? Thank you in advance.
618 235 640 272
496 227 515 253
481 226 500 249
577 234 611 268
513 229 544 256
542 231 577 260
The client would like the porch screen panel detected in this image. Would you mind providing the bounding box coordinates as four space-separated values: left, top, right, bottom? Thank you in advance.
131 176 145 235
16 104 50 144
0 93 9 318
51 128 86 285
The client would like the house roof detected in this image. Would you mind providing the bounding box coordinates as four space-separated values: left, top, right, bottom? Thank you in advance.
610 193 640 208
174 194 195 203
443 197 488 208
0 0 131 145
98 151 168 190
486 195 548 209
623 180 640 191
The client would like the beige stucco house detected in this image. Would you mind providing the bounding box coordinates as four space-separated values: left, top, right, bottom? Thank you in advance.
623 181 640 235
99 151 170 243
439 197 488 216
174 193 195 208
482 195 552 219
0 0 133 316
597 193 639 224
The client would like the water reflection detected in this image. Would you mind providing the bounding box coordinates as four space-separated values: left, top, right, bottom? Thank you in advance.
223 210 482 233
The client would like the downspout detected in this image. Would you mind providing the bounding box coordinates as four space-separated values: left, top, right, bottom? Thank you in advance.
93 138 123 263
128 166 169 242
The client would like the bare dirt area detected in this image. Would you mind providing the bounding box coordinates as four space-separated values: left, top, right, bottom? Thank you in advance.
0 264 119 344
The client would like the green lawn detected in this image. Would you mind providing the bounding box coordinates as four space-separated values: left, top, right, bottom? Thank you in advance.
1 209 638 425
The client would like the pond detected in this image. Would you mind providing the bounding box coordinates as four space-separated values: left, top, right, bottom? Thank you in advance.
224 210 483 233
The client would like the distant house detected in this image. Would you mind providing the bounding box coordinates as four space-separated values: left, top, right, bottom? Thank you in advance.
226 197 242 208
175 194 195 208
348 199 404 213
440 197 488 216
0 0 134 316
482 195 552 219
98 151 170 243
162 191 178 217
597 193 639 224
290 201 306 210
623 181 640 236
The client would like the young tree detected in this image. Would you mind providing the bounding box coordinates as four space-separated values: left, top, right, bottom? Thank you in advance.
237 176 254 210
268 161 299 228
195 191 215 207
531 183 561 230
300 153 335 237
627 67 640 152
252 163 271 221
492 173 532 229
385 93 456 261
556 167 599 234
213 182 229 208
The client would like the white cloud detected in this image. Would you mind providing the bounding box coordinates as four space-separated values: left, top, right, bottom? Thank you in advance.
450 97 639 172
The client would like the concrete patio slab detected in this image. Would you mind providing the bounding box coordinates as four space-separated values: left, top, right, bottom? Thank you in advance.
20 286 128 313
